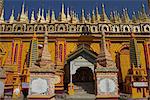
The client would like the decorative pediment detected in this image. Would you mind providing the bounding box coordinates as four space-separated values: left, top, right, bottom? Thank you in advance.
66 45 97 64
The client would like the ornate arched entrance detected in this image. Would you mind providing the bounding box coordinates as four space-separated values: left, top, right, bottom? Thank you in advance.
64 46 97 95
69 56 95 94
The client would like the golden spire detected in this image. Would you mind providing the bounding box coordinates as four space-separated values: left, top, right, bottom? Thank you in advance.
25 7 29 22
113 11 119 23
122 8 130 23
141 4 147 17
75 12 79 22
59 3 66 21
96 30 117 68
51 9 56 22
0 8 4 23
37 8 41 22
87 13 91 22
110 12 113 22
46 10 50 22
130 32 141 68
141 4 149 21
80 9 86 23
117 12 121 22
41 8 45 23
101 4 109 22
91 10 96 23
41 31 52 61
0 0 3 17
70 10 77 23
125 8 130 21
20 2 26 22
21 3 25 15
30 10 35 23
67 7 71 21
101 30 107 52
9 9 15 23
137 11 142 21
96 6 100 21
16 13 20 21
132 11 137 23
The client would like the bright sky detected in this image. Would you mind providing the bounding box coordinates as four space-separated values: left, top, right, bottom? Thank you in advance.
4 0 148 20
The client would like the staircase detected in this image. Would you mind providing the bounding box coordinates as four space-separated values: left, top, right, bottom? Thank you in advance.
66 82 96 100
74 84 87 94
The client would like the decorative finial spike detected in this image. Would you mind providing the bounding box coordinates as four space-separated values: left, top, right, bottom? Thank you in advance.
31 10 35 23
41 8 45 23
59 3 66 21
37 8 41 22
46 10 50 22
0 8 4 23
51 9 56 22
9 9 15 23
101 3 109 22
91 10 96 23
80 8 86 23
67 7 71 21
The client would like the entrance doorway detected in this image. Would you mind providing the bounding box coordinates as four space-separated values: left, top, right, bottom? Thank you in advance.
72 67 95 94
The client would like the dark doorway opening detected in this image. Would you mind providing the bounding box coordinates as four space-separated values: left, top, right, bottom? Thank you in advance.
72 67 95 94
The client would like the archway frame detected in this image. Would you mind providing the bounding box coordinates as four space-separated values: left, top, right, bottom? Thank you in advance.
70 56 95 84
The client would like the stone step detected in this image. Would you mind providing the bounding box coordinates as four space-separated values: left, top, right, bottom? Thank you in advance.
74 82 95 94
75 90 87 94
74 85 83 90
66 93 96 100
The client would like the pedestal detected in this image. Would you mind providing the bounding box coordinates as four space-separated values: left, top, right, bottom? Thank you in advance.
96 72 119 100
28 72 55 100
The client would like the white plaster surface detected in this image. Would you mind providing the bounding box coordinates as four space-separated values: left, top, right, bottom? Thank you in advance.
98 78 116 93
31 78 48 94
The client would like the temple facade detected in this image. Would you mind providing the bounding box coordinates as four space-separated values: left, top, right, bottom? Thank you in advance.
0 2 150 100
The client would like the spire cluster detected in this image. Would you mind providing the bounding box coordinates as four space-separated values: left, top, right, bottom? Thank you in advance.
0 3 149 24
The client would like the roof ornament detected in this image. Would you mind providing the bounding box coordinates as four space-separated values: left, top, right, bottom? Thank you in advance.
0 8 4 23
122 8 130 23
20 2 28 22
141 4 149 22
30 10 36 23
91 10 96 23
51 10 56 22
25 7 29 22
37 8 41 22
46 10 50 22
67 7 71 21
59 3 66 21
9 9 15 23
41 8 45 23
132 11 137 23
96 30 117 68
101 4 109 22
87 13 91 22
80 9 86 23
96 6 100 22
